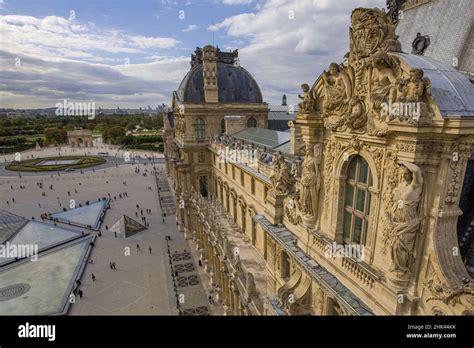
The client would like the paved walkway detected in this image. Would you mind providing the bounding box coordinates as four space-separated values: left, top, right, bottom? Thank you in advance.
0 149 174 315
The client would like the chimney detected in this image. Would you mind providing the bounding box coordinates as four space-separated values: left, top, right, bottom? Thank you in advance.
202 45 218 103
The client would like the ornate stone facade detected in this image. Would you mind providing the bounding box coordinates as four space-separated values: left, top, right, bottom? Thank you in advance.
164 7 474 315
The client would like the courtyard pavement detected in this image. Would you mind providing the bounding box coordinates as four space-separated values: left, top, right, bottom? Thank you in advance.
0 144 214 315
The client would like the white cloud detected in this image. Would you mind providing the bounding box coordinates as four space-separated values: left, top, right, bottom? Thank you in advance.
222 0 254 4
182 24 199 32
209 0 386 104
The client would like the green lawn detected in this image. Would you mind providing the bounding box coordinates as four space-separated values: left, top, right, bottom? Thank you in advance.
6 155 106 172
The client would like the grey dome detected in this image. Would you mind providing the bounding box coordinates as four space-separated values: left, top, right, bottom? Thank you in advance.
177 63 263 103
395 53 474 118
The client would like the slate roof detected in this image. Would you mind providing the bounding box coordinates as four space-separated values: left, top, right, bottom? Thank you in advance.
177 63 263 103
396 53 474 117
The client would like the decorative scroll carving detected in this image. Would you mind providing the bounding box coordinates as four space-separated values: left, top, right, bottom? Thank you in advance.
381 149 399 254
423 262 470 309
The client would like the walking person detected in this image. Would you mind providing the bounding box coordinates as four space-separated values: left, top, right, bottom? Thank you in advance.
78 289 83 298
149 246 152 254
91 273 96 281
112 262 116 270
137 244 141 252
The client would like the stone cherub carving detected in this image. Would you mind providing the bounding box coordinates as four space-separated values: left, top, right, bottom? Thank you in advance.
298 83 315 113
386 161 424 278
401 68 430 103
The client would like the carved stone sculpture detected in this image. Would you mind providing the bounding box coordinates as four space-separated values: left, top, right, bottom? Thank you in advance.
270 152 294 195
386 161 423 278
298 83 315 113
299 144 321 219
321 63 352 117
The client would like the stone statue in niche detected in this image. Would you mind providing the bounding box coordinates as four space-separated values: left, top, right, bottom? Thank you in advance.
298 83 315 113
299 144 321 219
386 161 423 278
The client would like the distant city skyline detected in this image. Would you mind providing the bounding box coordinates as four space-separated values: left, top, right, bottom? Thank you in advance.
0 0 385 108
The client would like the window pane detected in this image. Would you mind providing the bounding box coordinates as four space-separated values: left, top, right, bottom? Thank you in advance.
359 159 369 184
348 158 357 180
356 189 366 212
344 184 354 207
353 216 362 244
343 210 352 241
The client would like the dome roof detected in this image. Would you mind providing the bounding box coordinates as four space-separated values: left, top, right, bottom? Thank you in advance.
395 53 474 118
177 62 263 103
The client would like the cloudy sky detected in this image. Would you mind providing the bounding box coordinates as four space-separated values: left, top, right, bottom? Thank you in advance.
0 0 386 109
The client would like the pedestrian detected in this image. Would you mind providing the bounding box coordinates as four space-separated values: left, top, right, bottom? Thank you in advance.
78 289 83 298
91 273 96 281
114 231 117 238
105 225 108 231
137 244 140 252
198 260 202 267
98 231 102 237
109 262 113 270
112 262 116 270
208 295 213 305
149 246 152 254
162 217 165 223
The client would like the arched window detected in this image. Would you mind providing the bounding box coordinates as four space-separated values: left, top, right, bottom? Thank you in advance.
199 176 208 197
221 118 226 134
195 117 205 140
247 117 257 128
342 155 372 245
281 251 291 279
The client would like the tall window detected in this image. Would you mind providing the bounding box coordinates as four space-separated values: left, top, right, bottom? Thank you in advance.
221 118 226 134
240 171 245 186
232 165 235 180
343 156 372 245
195 117 205 140
199 176 208 197
198 152 205 163
252 219 257 246
251 178 256 195
247 117 257 128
